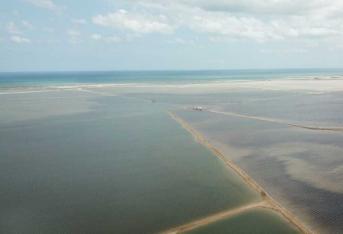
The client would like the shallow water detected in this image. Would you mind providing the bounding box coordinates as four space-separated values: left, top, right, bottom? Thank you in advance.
0 91 260 233
172 90 343 234
1 72 342 233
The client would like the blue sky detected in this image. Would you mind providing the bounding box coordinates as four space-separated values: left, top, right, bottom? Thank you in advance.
1 0 343 71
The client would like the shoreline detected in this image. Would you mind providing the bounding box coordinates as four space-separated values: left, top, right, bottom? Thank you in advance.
2 77 343 95
168 111 312 234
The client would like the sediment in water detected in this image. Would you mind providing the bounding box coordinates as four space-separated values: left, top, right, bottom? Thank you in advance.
167 111 312 234
208 109 343 132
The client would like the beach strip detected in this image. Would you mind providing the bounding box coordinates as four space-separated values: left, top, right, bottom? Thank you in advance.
160 201 270 234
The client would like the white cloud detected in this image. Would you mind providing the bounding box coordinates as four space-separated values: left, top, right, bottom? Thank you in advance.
6 22 22 34
91 33 102 40
92 9 174 34
260 48 307 54
117 0 343 42
72 18 87 25
168 38 196 45
26 0 59 11
179 0 326 15
91 33 122 43
11 35 31 43
6 21 33 44
67 29 80 37
140 0 343 17
186 11 283 42
22 20 34 29
105 35 122 43
67 29 81 43
7 21 34 35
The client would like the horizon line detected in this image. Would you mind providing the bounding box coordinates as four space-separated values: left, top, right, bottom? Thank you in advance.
2 67 343 74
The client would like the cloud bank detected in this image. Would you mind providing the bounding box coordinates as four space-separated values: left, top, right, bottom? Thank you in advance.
92 0 343 42
92 9 173 34
26 0 60 12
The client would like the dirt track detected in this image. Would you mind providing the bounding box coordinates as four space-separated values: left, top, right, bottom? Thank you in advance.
208 109 343 132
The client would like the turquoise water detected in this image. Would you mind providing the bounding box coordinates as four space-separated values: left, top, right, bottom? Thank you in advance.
1 69 343 87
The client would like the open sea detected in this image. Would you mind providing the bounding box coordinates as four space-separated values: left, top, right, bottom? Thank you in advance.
1 69 343 87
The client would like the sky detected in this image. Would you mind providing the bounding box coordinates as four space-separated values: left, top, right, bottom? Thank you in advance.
1 0 343 71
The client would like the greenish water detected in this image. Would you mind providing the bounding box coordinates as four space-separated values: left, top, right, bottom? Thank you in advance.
186 208 300 234
1 69 343 87
2 70 343 233
0 92 259 233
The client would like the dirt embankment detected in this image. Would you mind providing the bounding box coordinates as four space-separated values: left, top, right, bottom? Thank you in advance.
164 112 312 234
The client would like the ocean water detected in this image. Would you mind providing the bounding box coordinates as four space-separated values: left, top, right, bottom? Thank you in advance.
0 90 260 233
1 69 343 87
1 70 343 233
173 90 343 234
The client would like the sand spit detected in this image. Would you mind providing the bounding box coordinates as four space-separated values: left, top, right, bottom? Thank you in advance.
2 77 343 95
167 112 312 234
208 109 343 132
160 201 270 234
60 78 343 93
51 78 343 92
76 88 118 96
